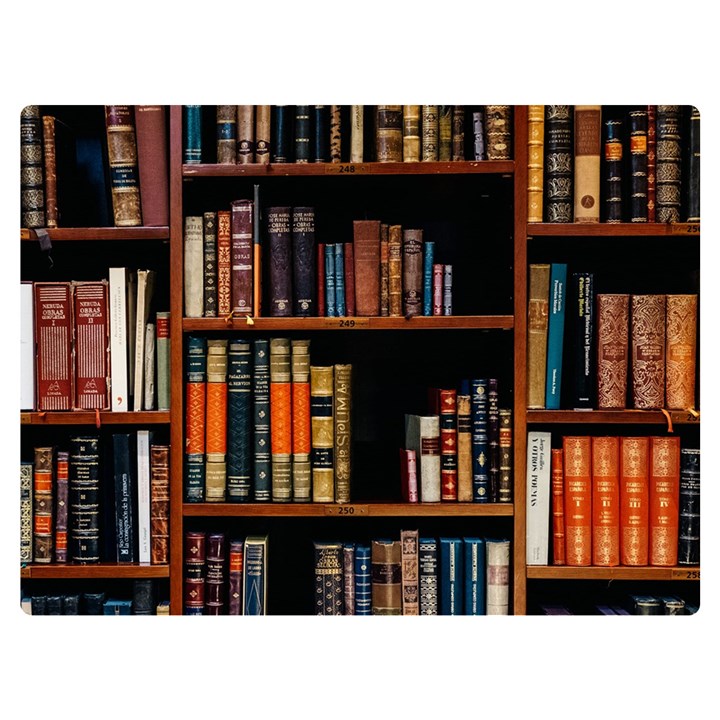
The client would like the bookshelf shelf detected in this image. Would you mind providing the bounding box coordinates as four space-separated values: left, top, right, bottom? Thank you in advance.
526 566 700 582
526 222 699 237
20 564 170 579
21 411 170 425
21 227 170 242
526 410 700 425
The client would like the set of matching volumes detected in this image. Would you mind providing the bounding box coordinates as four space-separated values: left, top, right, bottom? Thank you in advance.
20 434 170 566
527 264 698 412
527 105 700 224
526 432 699 568
402 380 513 504
21 105 169 229
183 531 268 615
184 336 352 504
184 105 513 165
21 271 170 413
314 531 511 615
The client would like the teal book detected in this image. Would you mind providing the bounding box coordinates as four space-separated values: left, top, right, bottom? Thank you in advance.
439 537 464 615
545 263 567 410
422 240 435 315
183 105 202 164
463 537 486 615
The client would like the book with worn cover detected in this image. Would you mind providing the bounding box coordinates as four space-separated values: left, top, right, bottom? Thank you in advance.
484 106 512 160
53 450 69 563
545 263 567 410
573 105 601 223
42 114 80 228
438 105 452 161
291 340 312 502
649 436 680 566
314 541 344 615
345 242 357 317
334 364 352 503
329 105 342 162
405 414 441 502
216 105 236 164
184 336 206 502
646 105 657 221
452 106 465 161
255 105 271 164
628 106 649 222
620 436 650 566
526 431 551 565
226 339 251 502
486 538 511 615
400 529 419 615
655 105 682 223
665 294 697 410
353 220 381 316
243 535 269 615
184 530 206 615
350 105 363 162
684 106 700 222
527 105 544 222
487 379 500 502
253 339 271 501
421 105 438 161
456 383 473 502
376 105 402 162
439 537 463 615
596 294 630 409
388 224 403 317
203 211 218 317
592 436 620 566
21 105 45 228
104 105 142 226
237 105 254 163
267 206 293 317
563 436 592 566
21 461 33 564
292 206 316 316
371 539 402 615
228 538 244 614
230 199 254 316
184 215 204 318
150 444 170 564
498 408 513 503
134 105 169 226
33 447 54 563
402 105 420 162
204 532 227 615
342 543 355 615
631 294 666 409
677 448 700 565
311 365 335 502
402 228 423 317
543 105 573 223
527 263 550 409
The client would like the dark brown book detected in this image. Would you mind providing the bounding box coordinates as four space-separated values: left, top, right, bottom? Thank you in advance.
184 531 206 614
376 105 402 162
216 105 237 164
452 106 465 161
484 105 512 160
631 294 666 409
150 444 170 565
255 105 271 164
204 532 227 614
421 105 439 161
203 211 218 317
371 539 402 614
54 450 69 563
438 105 452 161
134 105 169 226
379 223 389 316
230 199 254 316
353 220 381 316
402 228 424 317
596 294 630 409
41 115 66 229
267 206 293 317
21 105 45 228
33 447 54 563
236 105 254 163
402 105 421 162
104 105 142 226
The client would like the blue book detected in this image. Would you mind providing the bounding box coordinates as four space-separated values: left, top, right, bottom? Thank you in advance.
112 433 135 562
463 537 486 615
103 599 133 616
545 263 568 409
422 240 435 315
325 243 336 317
354 544 372 615
227 339 253 502
183 105 202 164
470 379 490 502
439 538 464 615
184 336 206 502
243 535 269 615
335 242 346 316
419 537 438 615
253 339 272 501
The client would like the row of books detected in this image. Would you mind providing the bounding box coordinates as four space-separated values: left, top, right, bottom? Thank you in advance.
527 105 699 224
526 433 699 567
21 271 169 413
402 380 513 504
184 337 352 504
527 264 698 411
184 105 513 165
20 105 169 229
20 434 170 566
185 205 455 320
538 594 697 615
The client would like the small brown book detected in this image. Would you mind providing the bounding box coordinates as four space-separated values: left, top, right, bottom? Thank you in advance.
402 229 424 317
403 105 421 162
353 220 381 316
527 264 551 408
376 105 402 162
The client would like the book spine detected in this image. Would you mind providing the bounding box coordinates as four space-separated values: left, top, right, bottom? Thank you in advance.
21 462 33 564
419 537 438 615
312 105 328 162
335 243 346 316
649 436 680 566
487 378 500 503
402 105 421 162
442 265 453 315
602 107 624 222
344 242 356 317
573 105 602 223
216 105 236 164
134 105 169 226
545 263 567 410
329 105 342 162
33 447 54 563
255 105 271 164
485 538 511 614
438 105 452 161
144 320 156 410
334 364 352 503
294 105 311 163
376 105 403 162
432 264 443 316
572 271 595 408
324 244 336 317
631 294 666 409
112 433 135 562
551 448 565 565
42 115 58 228
400 529 420 615
421 105 439 161
439 537 463 615
183 215 204 318
422 241 435 316
243 536 268 615
267 206 293 317
204 340 228 502
150 444 170 565
646 105 657 221
596 294 630 409
409 415 441 502
20 105 45 228
230 199 254 316
402 228 424 317
204 532 227 615
620 436 650 565
484 106 513 160
215 210 232 316
227 339 252 502
439 389 458 501
470 379 490 502
228 539 244 614
272 105 291 163
236 105 254 163
136 431 153 563
342 544 355 615
400 449 418 502
463 537 486 615
456 387 473 502
526 263 550 409
184 336 206 502
183 105 202 164
527 104 544 222
371 539 402 614
184 531 205 615
388 224 403 317
350 105 363 162
665 294 697 409
291 340 312 503
270 338 293 502
21 282 35 411
291 206 316 316
628 107 649 222
525 431 552 565
452 106 465 161
314 542 344 615
543 105 573 223
353 220 381 316
155 312 170 411
472 109 485 160
655 105 682 223
203 211 218 317
311 365 335 502
354 544 372 615
498 408 513 503
104 105 142 226
253 339 272 501
69 435 101 564
253 185 263 319
379 225 389 316
133 269 156 411
685 106 700 221
108 268 129 411
563 436 592 566
677 448 700 565
317 242 326 316
591 436 620 566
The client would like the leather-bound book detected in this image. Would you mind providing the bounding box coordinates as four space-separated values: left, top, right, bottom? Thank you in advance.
334 364 352 503
204 532 227 615
432 263 443 316
317 241 326 316
438 105 452 161
329 105 342 162
655 105 682 223
350 105 363 162
205 339 228 502
591 436 620 566
527 105 544 222
230 198 254 316
354 544 372 614
334 243 346 316
388 224 403 316
423 241 435 316
228 538 244 614
402 228 424 317
243 535 268 615
596 294 630 409
310 365 335 502
324 244 336 317
33 447 54 563
551 448 565 565
498 408 513 503
344 242 356 316
255 105 271 164
134 105 169 226
184 336 206 502
216 210 232 316
342 543 355 615
376 105 403 162
42 115 80 228
62 595 80 615
271 105 292 163
571 271 595 408
472 108 485 159
562 436 592 566
649 436 680 566
227 339 252 503
83 592 106 615
400 529 420 615
183 105 202 164
379 225 389 316
620 437 649 566
484 106 512 160
526 431 551 565
601 107 624 222
104 105 142 226
439 388 458 501
452 106 465 161
236 105 254 163
456 382 473 502
543 105 573 223
21 105 46 228
132 579 155 615
470 379 490 503
526 263 550 409
421 105 438 161
405 414 441 502
21 461 33 564
463 537 486 615
216 105 237 163
631 294 666 409
203 211 218 317
419 537 438 615
266 206 293 317
253 339 272 501
665 294 697 410
573 105 602 223
291 340 312 503
646 105 657 221
442 265 453 316
439 537 463 615
313 105 328 162
677 448 700 565
69 435 101 564
184 215 204 318
184 530 206 615
112 433 135 562
34 282 73 411
291 206 316 317
353 219 381 316
545 263 567 410
399 448 418 502
73 280 110 410
628 107 649 222
314 541 344 615
371 539 402 615
294 105 311 163
402 105 421 162
684 106 700 221
270 338 293 502
150 444 170 565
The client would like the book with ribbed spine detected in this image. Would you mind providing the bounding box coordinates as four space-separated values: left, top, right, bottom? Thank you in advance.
291 340 312 502
419 537 438 615
484 106 512 160
563 436 592 566
272 105 292 163
592 436 620 566
421 105 438 161
183 105 202 164
184 215 204 318
230 199 254 316
422 240 435 316
311 366 335 502
685 106 700 221
631 294 666 409
203 211 218 317
439 388 458 501
134 105 169 226
267 206 293 317
253 339 271 501
527 263 550 409
487 379 500 502
243 535 269 615
439 537 463 615
470 379 490 503
526 431 551 565
572 271 595 409
33 447 54 564
649 436 680 566
21 461 33 564
104 105 142 226
472 108 485 160
376 105 402 162
216 210 232 316
155 311 170 411
400 529 419 615
204 340 228 502
354 544 372 615
314 541 344 615
228 539 244 614
292 206 316 316
456 383 473 502
678 448 700 565
371 539 402 615
620 436 649 566
573 105 601 222
350 105 363 162
655 105 682 223
344 242 356 317
438 105 452 161
452 106 465 161
20 105 45 228
498 408 513 503
227 339 252 502
294 105 311 163
543 105 573 222
69 435 101 564
342 543 355 615
112 433 135 562
527 105 544 222
329 105 342 162
353 220 381 317
432 263 443 316
388 224 403 317
405 414 440 502
646 105 657 221
551 448 565 565
596 294 630 409
42 114 80 228
184 336 206 502
335 243 346 316
216 105 236 163
204 532 227 615
379 225 389 316
464 537 486 615
270 338 293 502
486 538 511 615
255 105 271 164
402 228 423 317
545 263 567 410
150 444 169 565
602 107 624 222
665 294 697 410
236 105 254 163
628 107 649 222
334 364 352 503
184 530 205 615
325 244 336 317
402 105 420 162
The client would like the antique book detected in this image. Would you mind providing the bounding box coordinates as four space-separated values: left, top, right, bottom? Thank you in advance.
543 105 573 223
353 219 381 316
631 294 666 409
421 105 439 161
183 105 202 164
204 532 227 615
20 282 34 410
135 429 153 563
255 105 271 164
33 447 54 563
422 240 435 316
145 325 155 410
204 340 228 502
292 206 316 316
464 537 486 615
350 105 363 162
334 364 352 503
271 105 292 162
184 336 207 502
334 244 346 316
591 436 620 566
404 414 441 502
402 105 421 162
216 105 237 163
243 535 269 615
371 539 402 615
311 365 335 502
329 105 342 162
526 431 552 565
419 537 438 615
442 265 453 315
379 225 389 316
596 294 630 409
314 541 344 615
470 379 490 502
472 108 485 159
184 215 204 318
655 105 682 223
438 105 452 161
646 105 657 221
456 383 473 502
216 209 232 316
73 280 110 410
203 211 218 317
228 538 244 614
486 538 511 615
684 106 700 222
432 263 443 316
342 543 355 615
573 105 602 223
526 263 551 409
293 105 311 163
345 242 357 316
602 106 624 222
184 530 206 615
571 271 595 408
253 184 263 318
104 599 133 615
155 311 170 411
42 115 80 228
628 106 649 222
253 339 272 501
324 244 336 317
236 104 254 163
104 105 142 226
108 268 129 411
134 105 169 226
665 294 697 409
551 448 565 565
402 228 424 317
34 282 73 411
545 263 567 410
112 433 135 562
400 529 420 615
132 579 155 615
677 448 700 565
484 106 512 160
266 206 293 316
498 408 513 503
620 436 650 566
227 339 252 503
270 338 293 502
133 269 156 411
20 105 45 228
439 388 458 501
439 537 463 615
69 435 101 564
376 105 402 162
563 436 592 566
399 448 418 503
354 544 372 615
150 444 170 565
83 592 106 615
388 224 403 316
312 105 328 162
230 198 254 316
649 436 680 566
21 461 33 564
452 106 465 161
291 339 312 503
527 104 545 222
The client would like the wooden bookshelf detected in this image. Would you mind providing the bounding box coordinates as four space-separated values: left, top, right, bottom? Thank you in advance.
526 410 700 425
21 226 170 242
527 222 699 237
21 411 171 425
21 564 170 579
527 566 700 581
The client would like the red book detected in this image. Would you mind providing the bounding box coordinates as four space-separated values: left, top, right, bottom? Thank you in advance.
228 539 244 615
432 263 443 315
562 436 592 566
73 280 110 410
551 448 565 565
230 199 254 316
54 450 69 564
134 105 169 226
591 436 620 566
439 388 458 501
353 220 381 316
216 210 232 316
34 282 74 411
344 242 356 316
620 437 650 566
317 242 326 316
400 448 418 502
649 436 680 566
184 531 206 615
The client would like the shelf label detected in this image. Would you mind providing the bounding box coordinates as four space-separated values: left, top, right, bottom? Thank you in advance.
325 163 367 175
324 504 368 516
323 317 370 329
670 222 700 235
20 414 31 424
671 568 700 581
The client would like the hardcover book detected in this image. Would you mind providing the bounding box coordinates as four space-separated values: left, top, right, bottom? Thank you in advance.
602 107 624 222
255 105 271 164
551 448 565 565
184 530 206 614
253 339 272 501
132 579 155 615
423 240 435 316
42 114 80 228
620 436 650 566
104 105 142 226
439 388 458 501
155 311 170 411
628 107 649 222
591 436 620 566
472 108 485 159
684 106 700 222
400 529 420 615
371 539 402 615
405 414 441 502
217 209 232 316
205 532 227 614
563 436 592 566
665 294 697 410
376 105 403 162
596 294 630 409
353 220 381 316
270 338 293 502
571 271 595 408
439 537 463 615
486 538 511 615
526 263 550 409
108 268 130 411
294 105 311 163
470 379 490 502
203 211 218 317
399 449 418 502
20 105 45 228
133 269 156 411
329 105 342 162
324 244 336 317
646 105 657 221
236 104 254 163
292 207 316 316
484 106 512 160
183 105 202 164
291 340 312 503
388 224 403 317
112 433 135 562
545 263 567 410
402 228 424 317
655 105 682 223
334 243 346 316
54 450 69 563
573 105 602 223
438 105 452 161
350 105 364 162
267 206 293 317
418 537 438 615
343 543 355 615
21 461 33 564
527 104 544 222
345 242 357 316
184 336 207 502
20 282 34 410
379 226 389 316
334 364 352 503
69 435 101 564
649 436 680 566
354 544 372 615
314 541 344 615
456 384 473 502
677 448 700 565
526 431 552 565
631 294 666 409
216 105 237 163
421 105 438 161
33 447 54 563
313 105 328 162
464 537 486 615
452 106 465 161
487 379 500 502
402 105 421 162
134 105 169 226
228 538 244 614
150 444 170 564
230 198 254 316
243 535 269 615
311 365 335 502
184 215 204 318
498 408 513 503
136 429 153 563
543 105 573 223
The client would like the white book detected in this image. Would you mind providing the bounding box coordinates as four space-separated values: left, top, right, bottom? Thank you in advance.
184 215 204 318
108 269 129 411
20 281 35 410
486 538 511 615
136 429 153 563
143 322 155 410
404 414 441 502
526 430 552 565
133 269 156 411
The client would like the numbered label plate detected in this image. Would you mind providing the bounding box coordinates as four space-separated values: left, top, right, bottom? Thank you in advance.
325 163 367 175
670 222 700 235
671 568 700 581
324 504 368 516
322 317 369 329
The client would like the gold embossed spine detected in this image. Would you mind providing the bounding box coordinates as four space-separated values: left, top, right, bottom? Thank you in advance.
597 294 629 409
649 436 680 566
563 436 592 566
620 437 649 565
527 105 544 222
402 105 421 162
591 437 620 566
665 294 697 410
631 294 666 409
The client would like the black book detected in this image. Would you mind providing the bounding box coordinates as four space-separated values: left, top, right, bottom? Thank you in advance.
203 211 218 317
46 595 63 615
31 596 48 615
294 105 311 163
132 579 155 615
271 105 293 163
112 432 136 563
69 435 102 564
292 207 316 317
602 106 624 223
628 106 649 222
62 594 80 615
684 106 700 222
678 448 700 565
571 272 595 409
83 592 106 615
266 206 293 317
543 105 573 223
312 105 328 162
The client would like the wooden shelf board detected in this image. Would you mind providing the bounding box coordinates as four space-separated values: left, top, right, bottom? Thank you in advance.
21 564 170 579
526 409 699 425
21 411 171 425
527 222 699 237
21 227 170 242
527 566 700 581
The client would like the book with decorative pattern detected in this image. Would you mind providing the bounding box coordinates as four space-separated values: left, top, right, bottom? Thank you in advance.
205 339 228 502
388 224 403 317
400 529 419 615
402 105 420 162
655 105 682 223
602 106 624 222
563 436 592 566
329 105 342 162
216 105 236 163
230 199 254 316
226 339 253 503
452 106 465 161
551 448 565 565
665 294 697 410
620 436 649 566
380 225 389 316
628 106 649 222
350 105 363 162
527 264 550 409
253 339 271 501
243 535 269 615
20 105 45 228
438 105 452 161
104 105 142 226
228 539 244 614
573 105 602 223
649 436 680 566
21 461 33 564
292 207 316 317
439 388 458 501
291 340 312 502
334 364 352 503
184 530 205 615
402 228 423 317
418 537 438 615
684 106 700 222
421 105 438 161
354 544 372 615
204 532 227 615
439 537 463 615
543 105 573 223
631 294 666 409
484 106 512 160
150 444 169 565
646 105 657 221
678 448 700 565
216 209 231 316
371 539 402 615
376 105 402 162
270 338 293 502
69 435 101 564
596 294 630 409
184 336 206 502
33 447 54 564
498 408 513 503
314 541 344 615
267 206 293 317
486 538 511 615
464 537 486 615
334 243 346 316
255 105 271 164
470 379 490 503
591 436 620 566
311 365 334 502
342 543 355 615
236 105 254 163
456 382 473 502
527 105 544 222
203 211 218 317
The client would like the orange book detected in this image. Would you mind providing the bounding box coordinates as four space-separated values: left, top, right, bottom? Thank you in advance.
620 437 649 566
591 436 620 566
270 338 293 502
205 339 228 502
185 385 206 456
551 448 565 565
562 436 592 566
649 436 681 566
